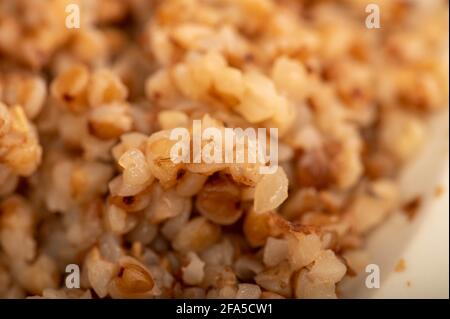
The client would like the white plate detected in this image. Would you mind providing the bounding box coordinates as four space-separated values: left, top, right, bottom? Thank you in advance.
340 110 449 298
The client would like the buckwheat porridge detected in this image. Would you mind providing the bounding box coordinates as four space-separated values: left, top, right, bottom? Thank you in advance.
0 0 448 299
